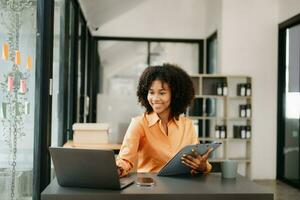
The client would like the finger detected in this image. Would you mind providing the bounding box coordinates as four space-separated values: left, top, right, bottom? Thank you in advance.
181 159 198 170
183 154 198 161
181 157 199 169
191 148 199 157
202 147 214 160
190 169 200 175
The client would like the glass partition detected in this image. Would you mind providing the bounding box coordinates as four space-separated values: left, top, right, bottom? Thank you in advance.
0 1 37 199
50 0 62 181
283 26 300 186
97 41 147 143
150 42 199 74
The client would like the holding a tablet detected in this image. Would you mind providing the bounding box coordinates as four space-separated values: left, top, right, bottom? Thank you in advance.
116 64 215 177
158 142 222 176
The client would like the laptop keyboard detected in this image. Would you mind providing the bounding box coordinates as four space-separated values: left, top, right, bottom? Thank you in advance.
120 179 134 189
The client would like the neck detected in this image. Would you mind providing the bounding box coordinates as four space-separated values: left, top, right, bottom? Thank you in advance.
157 110 171 124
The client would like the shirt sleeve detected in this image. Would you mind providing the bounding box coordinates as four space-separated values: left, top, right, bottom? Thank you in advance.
116 117 144 177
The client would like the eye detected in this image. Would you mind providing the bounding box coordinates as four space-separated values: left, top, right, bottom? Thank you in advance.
160 92 166 95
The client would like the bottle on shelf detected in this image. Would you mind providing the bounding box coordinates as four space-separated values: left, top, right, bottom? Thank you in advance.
239 105 246 118
241 126 246 139
222 82 228 96
233 125 251 139
215 126 220 138
246 83 251 96
217 83 223 96
237 83 246 96
246 125 251 138
220 125 226 139
246 104 251 117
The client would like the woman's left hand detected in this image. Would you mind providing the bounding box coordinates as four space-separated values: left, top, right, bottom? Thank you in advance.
181 148 213 175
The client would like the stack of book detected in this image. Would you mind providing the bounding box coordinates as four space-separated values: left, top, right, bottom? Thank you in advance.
72 123 109 145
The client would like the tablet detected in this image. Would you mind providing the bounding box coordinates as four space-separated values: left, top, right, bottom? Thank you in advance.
157 142 222 176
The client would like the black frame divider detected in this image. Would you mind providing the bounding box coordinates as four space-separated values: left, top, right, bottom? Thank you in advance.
33 0 54 199
87 32 99 122
78 12 87 123
50 0 95 145
33 0 94 198
95 36 204 43
95 36 204 71
276 22 286 182
65 0 90 138
57 0 70 146
277 13 300 189
206 31 217 74
198 40 204 73
147 42 151 65
67 0 78 140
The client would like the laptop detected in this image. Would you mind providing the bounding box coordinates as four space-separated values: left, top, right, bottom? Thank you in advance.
49 147 134 190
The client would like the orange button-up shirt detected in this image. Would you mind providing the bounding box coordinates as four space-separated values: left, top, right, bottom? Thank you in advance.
116 112 212 176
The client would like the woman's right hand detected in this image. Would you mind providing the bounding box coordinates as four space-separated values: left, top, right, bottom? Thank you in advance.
117 166 124 177
181 148 213 174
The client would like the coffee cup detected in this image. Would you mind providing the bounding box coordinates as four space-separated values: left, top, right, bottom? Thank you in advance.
221 160 238 179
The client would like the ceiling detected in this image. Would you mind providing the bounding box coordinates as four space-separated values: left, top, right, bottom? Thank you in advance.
78 0 145 34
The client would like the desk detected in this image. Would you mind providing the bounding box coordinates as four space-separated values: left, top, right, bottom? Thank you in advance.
41 173 273 200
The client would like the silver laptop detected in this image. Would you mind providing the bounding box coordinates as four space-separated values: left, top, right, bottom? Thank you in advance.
49 147 134 190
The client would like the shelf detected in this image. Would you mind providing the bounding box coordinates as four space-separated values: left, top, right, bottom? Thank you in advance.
199 137 251 142
189 116 226 120
227 117 251 121
208 158 226 162
225 75 251 79
189 74 202 78
189 74 252 177
228 157 251 163
189 116 251 121
209 158 251 163
199 137 226 141
228 138 251 142
198 74 250 79
195 95 226 99
194 95 252 100
228 96 252 100
200 74 227 78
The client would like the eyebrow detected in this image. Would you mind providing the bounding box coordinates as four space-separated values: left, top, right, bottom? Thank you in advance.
149 88 166 91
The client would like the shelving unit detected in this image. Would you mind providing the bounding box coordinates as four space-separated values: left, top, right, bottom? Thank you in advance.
188 74 252 177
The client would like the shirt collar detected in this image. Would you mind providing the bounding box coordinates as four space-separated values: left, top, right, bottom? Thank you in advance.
145 112 180 127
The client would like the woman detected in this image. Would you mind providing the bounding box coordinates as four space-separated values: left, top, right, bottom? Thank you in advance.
116 63 212 177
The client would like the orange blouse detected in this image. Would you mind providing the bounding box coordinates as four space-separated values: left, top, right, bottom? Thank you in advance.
116 112 212 177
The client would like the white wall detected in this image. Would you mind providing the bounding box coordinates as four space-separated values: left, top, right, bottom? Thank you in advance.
203 0 222 73
217 0 300 180
204 0 222 36
279 0 300 23
95 0 207 38
219 0 279 179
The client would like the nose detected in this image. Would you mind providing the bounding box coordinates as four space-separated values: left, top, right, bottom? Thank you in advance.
152 94 160 102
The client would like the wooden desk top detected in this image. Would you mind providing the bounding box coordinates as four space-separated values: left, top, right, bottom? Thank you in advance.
63 141 121 150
